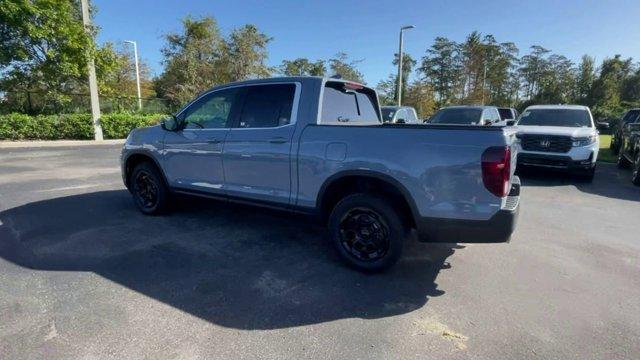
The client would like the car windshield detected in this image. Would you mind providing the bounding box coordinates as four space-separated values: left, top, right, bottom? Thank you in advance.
381 108 396 122
429 108 482 125
517 109 592 127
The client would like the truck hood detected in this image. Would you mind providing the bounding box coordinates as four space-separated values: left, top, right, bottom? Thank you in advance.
515 125 595 138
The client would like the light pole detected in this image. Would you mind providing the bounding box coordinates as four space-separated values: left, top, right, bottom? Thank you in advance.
124 40 142 111
397 25 415 106
80 0 103 140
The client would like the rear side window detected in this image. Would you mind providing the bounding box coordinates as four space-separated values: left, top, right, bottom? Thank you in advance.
321 82 380 124
238 84 296 128
498 108 514 120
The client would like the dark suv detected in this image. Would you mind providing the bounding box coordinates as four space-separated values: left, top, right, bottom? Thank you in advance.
611 109 640 154
616 111 640 185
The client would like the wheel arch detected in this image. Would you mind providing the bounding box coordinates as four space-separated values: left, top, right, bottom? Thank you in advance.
316 170 419 229
123 151 169 190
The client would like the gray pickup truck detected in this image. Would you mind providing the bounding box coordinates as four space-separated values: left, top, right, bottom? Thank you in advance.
121 77 520 271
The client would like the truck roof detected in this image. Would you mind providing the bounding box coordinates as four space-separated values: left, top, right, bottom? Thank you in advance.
211 76 365 88
524 105 590 111
381 105 415 110
440 105 498 110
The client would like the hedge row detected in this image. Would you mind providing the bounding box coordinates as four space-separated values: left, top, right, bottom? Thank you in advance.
0 113 166 140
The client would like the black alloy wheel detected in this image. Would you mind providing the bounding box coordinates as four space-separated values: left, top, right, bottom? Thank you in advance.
338 207 390 262
134 170 159 209
130 162 170 215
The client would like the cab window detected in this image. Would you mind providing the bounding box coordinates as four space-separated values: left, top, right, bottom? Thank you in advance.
237 84 296 128
182 88 240 129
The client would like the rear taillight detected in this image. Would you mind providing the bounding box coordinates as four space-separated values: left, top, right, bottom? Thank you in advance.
481 146 511 197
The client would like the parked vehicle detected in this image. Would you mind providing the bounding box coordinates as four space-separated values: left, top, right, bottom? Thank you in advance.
121 77 520 271
610 109 640 154
380 106 420 124
615 112 640 185
498 107 519 123
425 105 503 126
515 105 598 181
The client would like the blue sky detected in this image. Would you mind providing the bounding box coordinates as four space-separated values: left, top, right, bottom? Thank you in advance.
95 0 640 85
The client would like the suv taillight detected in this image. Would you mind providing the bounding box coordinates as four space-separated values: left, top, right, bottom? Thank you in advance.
481 146 511 197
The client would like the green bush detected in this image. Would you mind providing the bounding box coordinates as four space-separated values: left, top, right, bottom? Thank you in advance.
0 113 166 140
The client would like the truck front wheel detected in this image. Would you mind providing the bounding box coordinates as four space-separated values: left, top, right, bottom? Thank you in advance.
130 162 170 215
328 193 405 272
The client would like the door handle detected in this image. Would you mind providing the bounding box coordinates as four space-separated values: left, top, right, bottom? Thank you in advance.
206 139 221 144
269 137 287 144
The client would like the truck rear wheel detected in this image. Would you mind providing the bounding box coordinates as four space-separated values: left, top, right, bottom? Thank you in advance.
328 193 405 272
130 162 170 215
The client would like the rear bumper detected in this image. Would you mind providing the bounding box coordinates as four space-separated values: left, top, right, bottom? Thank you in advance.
416 178 520 243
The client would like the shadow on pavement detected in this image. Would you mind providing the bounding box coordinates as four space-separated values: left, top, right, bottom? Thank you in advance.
518 162 640 202
0 190 458 330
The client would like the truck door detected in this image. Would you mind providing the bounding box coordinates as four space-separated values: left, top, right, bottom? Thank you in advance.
163 87 242 194
222 83 300 205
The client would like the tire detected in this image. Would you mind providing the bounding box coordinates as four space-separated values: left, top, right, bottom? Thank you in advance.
130 162 170 215
328 193 406 272
576 166 595 183
632 153 640 186
617 150 631 169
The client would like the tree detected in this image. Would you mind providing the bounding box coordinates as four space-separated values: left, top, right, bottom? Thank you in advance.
154 16 227 107
402 81 437 118
328 52 365 83
97 43 155 111
575 55 595 104
0 0 92 94
392 53 416 102
519 45 551 100
589 55 634 117
419 37 461 104
225 24 272 81
279 58 326 76
155 17 272 107
375 74 396 105
621 68 640 103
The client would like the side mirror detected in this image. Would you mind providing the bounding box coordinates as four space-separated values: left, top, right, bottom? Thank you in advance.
506 120 516 126
161 116 180 131
629 123 640 131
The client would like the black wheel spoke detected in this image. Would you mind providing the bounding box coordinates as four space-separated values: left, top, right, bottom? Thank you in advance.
338 208 390 262
134 171 159 209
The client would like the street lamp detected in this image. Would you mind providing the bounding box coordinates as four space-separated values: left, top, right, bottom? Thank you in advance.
397 25 415 106
123 40 142 111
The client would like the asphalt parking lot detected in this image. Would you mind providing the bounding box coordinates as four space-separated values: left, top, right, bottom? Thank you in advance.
1 144 639 359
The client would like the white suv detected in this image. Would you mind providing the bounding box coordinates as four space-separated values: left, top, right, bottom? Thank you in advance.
515 105 599 181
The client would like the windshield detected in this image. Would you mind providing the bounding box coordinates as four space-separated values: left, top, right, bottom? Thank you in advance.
381 108 396 122
517 109 592 127
429 108 482 125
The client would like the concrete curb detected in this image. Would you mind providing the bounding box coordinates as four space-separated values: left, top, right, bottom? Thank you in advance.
0 139 125 149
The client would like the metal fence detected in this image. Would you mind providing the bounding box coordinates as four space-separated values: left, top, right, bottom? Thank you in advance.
0 91 176 115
